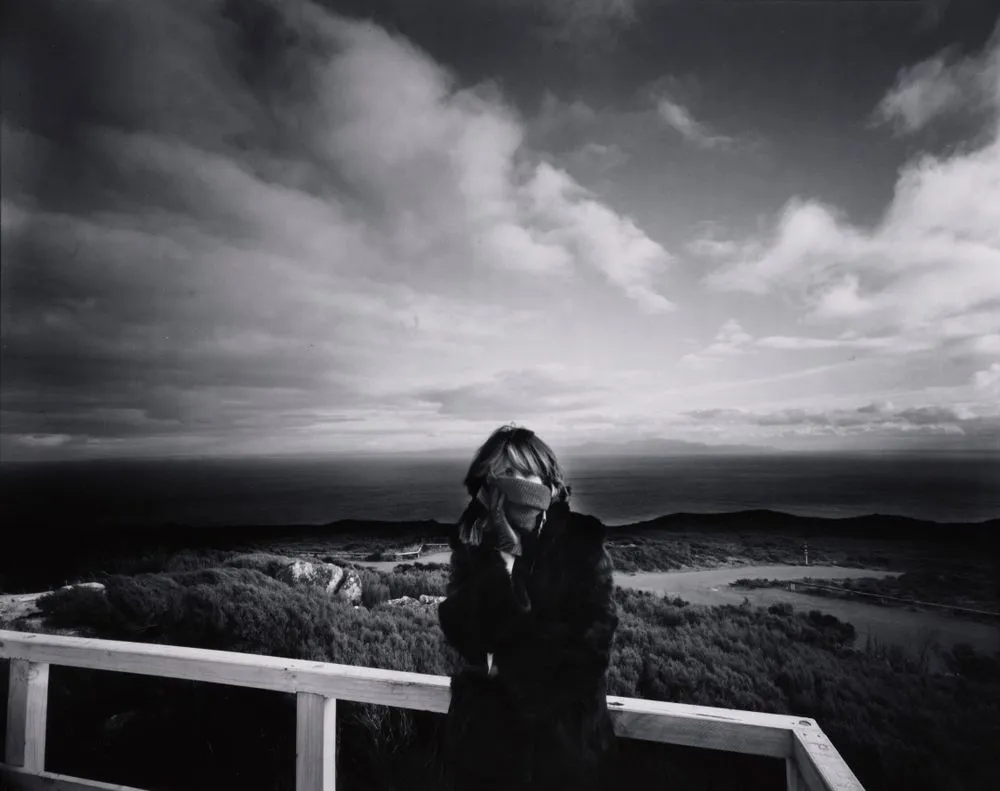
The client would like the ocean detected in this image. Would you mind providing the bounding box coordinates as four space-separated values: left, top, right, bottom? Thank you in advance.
2 452 997 528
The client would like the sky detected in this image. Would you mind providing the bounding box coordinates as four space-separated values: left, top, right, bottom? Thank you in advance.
1 0 999 461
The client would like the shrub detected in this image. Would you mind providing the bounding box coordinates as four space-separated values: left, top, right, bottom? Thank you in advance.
362 581 391 608
731 578 779 589
944 643 1000 682
222 553 296 578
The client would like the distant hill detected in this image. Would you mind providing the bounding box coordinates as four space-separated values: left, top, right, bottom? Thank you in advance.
12 510 993 552
5 509 994 593
561 437 778 457
623 508 997 541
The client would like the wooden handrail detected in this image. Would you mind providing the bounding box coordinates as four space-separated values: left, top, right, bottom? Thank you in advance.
1 629 864 791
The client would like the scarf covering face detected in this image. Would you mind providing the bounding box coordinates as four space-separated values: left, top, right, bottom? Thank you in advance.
458 475 553 556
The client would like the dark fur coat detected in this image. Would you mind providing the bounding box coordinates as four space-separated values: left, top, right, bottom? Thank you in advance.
438 499 619 791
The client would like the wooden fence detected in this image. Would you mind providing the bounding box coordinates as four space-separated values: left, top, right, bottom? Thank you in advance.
1 629 863 791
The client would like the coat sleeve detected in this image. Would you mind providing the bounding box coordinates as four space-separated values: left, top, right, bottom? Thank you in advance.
493 519 619 727
437 528 513 666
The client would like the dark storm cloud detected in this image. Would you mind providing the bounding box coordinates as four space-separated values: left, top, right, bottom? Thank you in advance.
2 0 679 459
1 1 282 211
0 0 378 454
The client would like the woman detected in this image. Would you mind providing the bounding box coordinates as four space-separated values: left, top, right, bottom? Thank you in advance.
438 424 619 791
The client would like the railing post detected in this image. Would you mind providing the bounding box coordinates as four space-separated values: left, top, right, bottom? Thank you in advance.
786 757 804 791
296 692 336 791
5 659 50 772
793 726 866 790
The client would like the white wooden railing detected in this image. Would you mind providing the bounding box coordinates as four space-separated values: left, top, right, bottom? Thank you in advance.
1 629 864 791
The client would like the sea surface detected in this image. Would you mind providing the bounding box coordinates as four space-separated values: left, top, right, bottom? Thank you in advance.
2 452 997 528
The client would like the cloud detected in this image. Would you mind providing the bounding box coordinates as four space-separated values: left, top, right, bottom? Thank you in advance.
565 141 630 173
532 92 600 139
533 0 641 47
753 327 958 357
873 26 999 134
973 363 1000 396
681 400 1000 450
655 96 736 150
528 93 630 173
683 402 983 430
680 314 993 372
415 365 613 419
644 74 751 152
521 163 674 312
969 334 1000 355
679 319 754 367
685 220 747 259
531 77 755 173
676 319 920 371
756 335 872 352
704 26 1000 352
10 433 73 449
687 237 739 258
0 0 673 458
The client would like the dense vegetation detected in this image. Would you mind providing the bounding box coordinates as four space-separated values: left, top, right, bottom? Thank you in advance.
2 548 996 791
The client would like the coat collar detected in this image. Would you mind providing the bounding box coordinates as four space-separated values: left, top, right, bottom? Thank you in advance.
536 498 571 550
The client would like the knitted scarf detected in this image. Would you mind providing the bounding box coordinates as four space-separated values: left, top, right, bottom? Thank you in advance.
458 476 553 557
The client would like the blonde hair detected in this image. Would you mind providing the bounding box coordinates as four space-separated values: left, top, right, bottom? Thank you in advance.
463 423 571 503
